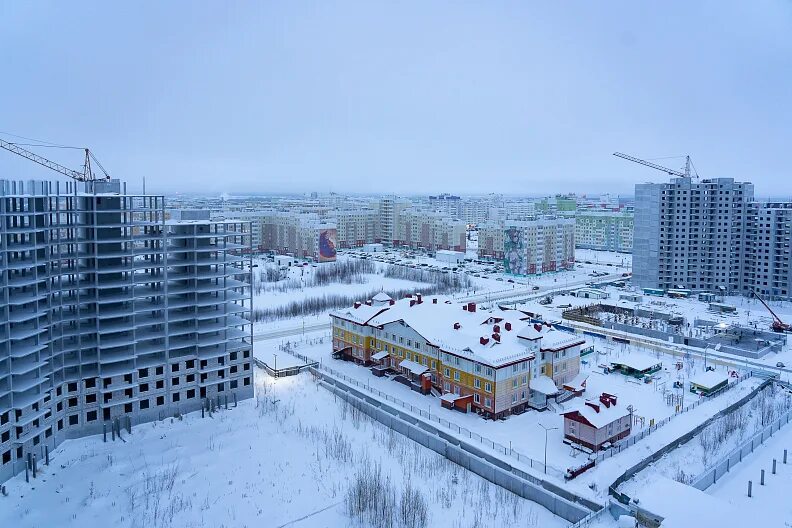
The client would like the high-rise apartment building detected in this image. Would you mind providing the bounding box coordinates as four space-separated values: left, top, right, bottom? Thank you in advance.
0 179 254 483
575 209 634 253
633 177 754 293
393 210 466 252
477 217 575 274
744 202 792 300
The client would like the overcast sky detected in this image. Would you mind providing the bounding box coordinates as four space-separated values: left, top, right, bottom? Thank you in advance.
1 1 790 197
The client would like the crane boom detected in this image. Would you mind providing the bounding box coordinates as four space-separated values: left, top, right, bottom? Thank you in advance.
613 152 690 178
752 290 791 332
0 138 109 182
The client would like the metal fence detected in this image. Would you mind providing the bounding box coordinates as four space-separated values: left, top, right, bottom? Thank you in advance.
691 406 792 491
279 343 565 479
593 373 751 464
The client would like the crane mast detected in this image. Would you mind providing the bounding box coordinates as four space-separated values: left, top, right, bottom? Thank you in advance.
0 138 110 182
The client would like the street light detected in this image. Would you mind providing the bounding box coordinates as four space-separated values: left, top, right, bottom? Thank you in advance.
538 423 558 474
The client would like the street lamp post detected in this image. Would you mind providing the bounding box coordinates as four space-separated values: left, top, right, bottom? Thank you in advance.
538 423 558 474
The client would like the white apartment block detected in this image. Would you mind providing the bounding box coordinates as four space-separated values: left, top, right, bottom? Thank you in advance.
503 218 576 275
393 210 466 252
478 217 575 274
0 179 254 483
330 208 378 248
575 209 634 253
238 210 336 261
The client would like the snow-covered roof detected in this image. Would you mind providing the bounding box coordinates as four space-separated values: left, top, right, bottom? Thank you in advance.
371 350 389 361
531 375 558 395
397 359 428 376
610 354 662 372
365 297 534 367
516 325 584 351
538 330 586 351
372 292 392 302
689 370 728 389
562 373 588 392
562 399 629 429
330 304 387 325
333 296 590 369
440 392 466 402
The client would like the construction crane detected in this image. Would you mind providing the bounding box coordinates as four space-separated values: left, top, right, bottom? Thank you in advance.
613 152 692 179
751 290 791 333
0 138 110 182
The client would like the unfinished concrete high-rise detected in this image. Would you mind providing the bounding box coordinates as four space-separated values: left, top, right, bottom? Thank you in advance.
743 202 792 300
0 178 253 483
633 177 754 294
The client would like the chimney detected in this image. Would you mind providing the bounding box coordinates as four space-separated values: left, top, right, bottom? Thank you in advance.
416 293 422 304
492 333 500 342
468 302 477 312
504 322 512 331
585 401 600 413
602 392 617 406
365 300 372 306
599 394 611 408
432 298 438 304
453 322 461 330
480 336 489 345
389 299 395 305
409 300 416 307
493 324 501 334
463 305 468 311
354 301 361 309
534 323 543 332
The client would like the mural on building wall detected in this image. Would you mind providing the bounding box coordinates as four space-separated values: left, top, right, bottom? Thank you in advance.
503 226 527 275
318 228 337 262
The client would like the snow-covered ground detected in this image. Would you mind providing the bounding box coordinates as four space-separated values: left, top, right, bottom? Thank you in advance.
707 414 792 525
263 329 760 500
253 274 428 311
619 382 791 498
0 372 567 528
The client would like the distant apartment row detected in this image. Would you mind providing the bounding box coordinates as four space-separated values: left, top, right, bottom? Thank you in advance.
0 179 254 483
212 193 633 261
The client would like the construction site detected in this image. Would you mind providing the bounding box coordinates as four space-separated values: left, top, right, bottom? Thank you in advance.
562 302 786 359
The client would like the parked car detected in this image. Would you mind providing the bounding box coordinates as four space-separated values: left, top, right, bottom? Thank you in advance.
777 362 786 368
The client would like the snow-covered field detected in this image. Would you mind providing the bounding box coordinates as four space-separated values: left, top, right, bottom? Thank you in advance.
619 382 791 498
0 372 567 528
262 330 760 500
707 414 792 525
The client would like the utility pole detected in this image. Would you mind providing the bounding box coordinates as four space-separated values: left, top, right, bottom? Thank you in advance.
538 423 558 474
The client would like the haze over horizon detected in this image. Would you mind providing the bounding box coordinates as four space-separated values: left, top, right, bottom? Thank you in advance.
1 1 790 196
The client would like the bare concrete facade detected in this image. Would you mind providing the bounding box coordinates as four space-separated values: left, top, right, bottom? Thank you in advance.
0 178 254 483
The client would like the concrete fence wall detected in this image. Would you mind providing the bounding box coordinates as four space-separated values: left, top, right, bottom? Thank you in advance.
316 373 600 523
692 406 792 491
609 378 773 502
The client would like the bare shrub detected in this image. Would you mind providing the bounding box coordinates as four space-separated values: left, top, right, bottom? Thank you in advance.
398 480 429 528
345 459 397 528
